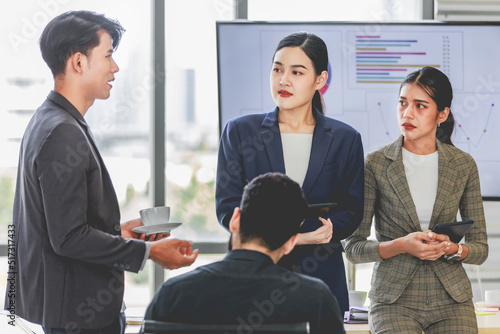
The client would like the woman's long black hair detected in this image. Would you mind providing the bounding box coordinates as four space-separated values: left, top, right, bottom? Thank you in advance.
273 32 328 115
400 66 455 146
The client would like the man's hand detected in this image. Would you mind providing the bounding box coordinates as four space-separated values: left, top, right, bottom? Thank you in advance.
149 238 199 270
121 218 169 241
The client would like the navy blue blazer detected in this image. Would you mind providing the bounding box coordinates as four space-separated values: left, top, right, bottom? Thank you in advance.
215 107 364 311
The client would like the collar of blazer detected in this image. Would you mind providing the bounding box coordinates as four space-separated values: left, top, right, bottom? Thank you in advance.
48 90 89 131
383 135 455 163
259 106 335 196
383 135 458 231
47 90 102 151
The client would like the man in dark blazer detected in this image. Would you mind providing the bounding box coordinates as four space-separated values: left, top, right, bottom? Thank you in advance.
144 173 346 334
4 11 198 334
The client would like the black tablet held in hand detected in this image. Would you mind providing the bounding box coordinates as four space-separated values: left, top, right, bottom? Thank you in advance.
431 220 473 243
306 202 337 218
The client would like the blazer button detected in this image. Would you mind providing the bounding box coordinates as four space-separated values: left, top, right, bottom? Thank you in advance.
125 264 130 270
113 263 119 268
114 224 121 232
119 263 125 269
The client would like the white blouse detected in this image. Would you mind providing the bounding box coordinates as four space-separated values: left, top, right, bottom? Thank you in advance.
281 133 313 186
402 147 439 231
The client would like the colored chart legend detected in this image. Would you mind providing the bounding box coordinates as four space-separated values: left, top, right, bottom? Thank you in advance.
348 31 463 86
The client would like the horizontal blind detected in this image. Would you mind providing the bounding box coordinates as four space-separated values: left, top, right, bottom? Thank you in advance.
435 0 500 20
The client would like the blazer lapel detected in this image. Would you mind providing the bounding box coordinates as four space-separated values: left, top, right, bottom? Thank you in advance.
261 108 286 173
49 91 121 216
83 126 121 219
385 136 421 232
429 140 457 228
301 109 334 196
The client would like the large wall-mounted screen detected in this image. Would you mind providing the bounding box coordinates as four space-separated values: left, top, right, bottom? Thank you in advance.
217 21 500 199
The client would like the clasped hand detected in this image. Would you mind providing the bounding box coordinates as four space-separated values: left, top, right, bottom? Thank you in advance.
403 230 451 261
297 217 333 245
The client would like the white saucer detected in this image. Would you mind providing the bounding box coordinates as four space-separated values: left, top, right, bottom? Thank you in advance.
476 301 500 308
132 222 181 236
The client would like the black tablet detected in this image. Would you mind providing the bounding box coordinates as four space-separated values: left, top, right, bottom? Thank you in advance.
431 220 473 243
306 202 337 218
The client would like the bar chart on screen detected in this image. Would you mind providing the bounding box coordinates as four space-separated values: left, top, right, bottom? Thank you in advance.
347 30 463 88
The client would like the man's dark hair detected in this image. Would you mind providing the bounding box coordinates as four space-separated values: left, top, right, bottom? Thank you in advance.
239 173 308 250
39 10 125 77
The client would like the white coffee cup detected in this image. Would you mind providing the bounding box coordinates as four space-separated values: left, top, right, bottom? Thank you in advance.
140 206 170 226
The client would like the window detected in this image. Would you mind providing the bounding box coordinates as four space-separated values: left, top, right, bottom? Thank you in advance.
163 0 232 243
248 0 423 22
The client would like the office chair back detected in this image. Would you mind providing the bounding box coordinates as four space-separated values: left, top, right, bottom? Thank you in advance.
141 320 310 334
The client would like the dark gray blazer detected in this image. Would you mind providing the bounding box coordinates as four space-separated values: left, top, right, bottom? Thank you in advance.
345 136 488 304
5 91 146 329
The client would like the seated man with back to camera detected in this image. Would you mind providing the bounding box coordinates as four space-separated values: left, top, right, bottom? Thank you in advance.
142 172 345 334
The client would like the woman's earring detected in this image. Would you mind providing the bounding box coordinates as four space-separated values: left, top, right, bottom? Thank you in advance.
438 122 441 127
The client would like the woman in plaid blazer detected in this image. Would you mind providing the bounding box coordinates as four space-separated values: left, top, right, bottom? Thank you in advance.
345 67 488 333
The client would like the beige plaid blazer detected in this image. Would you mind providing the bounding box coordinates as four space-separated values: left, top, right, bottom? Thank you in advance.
345 135 488 304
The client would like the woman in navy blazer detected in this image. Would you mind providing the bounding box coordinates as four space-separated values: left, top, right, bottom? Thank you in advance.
216 32 364 312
